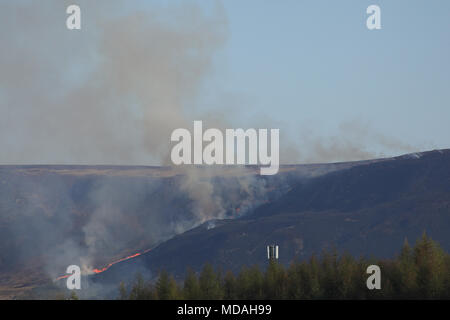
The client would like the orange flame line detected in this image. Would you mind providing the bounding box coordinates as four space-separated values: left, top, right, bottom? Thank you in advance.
92 252 142 274
55 248 151 281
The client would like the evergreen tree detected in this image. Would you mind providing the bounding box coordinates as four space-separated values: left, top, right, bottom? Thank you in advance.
394 238 417 298
264 260 286 299
337 252 358 299
156 270 179 300
183 268 200 299
118 235 450 300
305 254 321 299
199 263 223 299
320 248 342 299
129 273 154 300
414 232 446 298
118 281 128 300
222 270 236 300
236 265 264 299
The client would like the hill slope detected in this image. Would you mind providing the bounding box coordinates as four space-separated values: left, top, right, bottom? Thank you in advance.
93 149 450 285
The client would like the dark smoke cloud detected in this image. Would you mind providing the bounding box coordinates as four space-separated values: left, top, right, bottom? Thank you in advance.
0 1 418 166
0 0 227 165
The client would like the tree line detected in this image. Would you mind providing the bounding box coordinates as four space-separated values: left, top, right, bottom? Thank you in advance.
118 233 450 299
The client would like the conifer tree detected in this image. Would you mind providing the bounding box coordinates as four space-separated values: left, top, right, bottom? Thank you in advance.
222 271 236 300
183 268 200 299
129 273 154 300
414 232 446 298
119 235 450 300
156 270 179 300
199 263 223 299
264 260 286 299
118 281 128 300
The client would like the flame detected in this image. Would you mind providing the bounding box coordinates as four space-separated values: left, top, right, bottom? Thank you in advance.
55 248 151 281
92 252 142 274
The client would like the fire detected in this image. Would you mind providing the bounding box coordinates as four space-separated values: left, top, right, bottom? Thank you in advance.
92 252 142 274
56 274 70 281
55 248 151 281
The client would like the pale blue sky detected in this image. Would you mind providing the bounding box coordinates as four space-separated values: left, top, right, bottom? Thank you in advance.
85 0 450 155
191 0 450 158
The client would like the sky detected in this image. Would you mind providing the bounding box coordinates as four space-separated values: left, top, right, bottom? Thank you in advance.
199 0 450 157
0 0 449 164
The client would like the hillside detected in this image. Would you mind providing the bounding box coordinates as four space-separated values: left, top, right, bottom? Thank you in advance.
91 150 450 287
0 163 346 298
2 149 450 298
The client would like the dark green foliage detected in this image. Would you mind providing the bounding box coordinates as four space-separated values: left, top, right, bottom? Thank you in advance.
236 265 264 299
118 235 450 299
128 273 155 300
156 270 180 300
183 268 201 299
222 271 237 299
69 291 79 300
198 263 223 299
118 281 127 300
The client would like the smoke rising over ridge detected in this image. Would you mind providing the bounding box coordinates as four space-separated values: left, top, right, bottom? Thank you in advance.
0 0 420 166
0 0 227 165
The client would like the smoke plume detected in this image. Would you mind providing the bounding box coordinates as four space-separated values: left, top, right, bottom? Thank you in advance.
0 0 227 165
